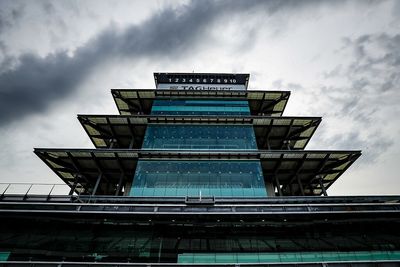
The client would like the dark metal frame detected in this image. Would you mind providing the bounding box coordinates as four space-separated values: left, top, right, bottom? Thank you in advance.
2 194 400 205
1 200 399 222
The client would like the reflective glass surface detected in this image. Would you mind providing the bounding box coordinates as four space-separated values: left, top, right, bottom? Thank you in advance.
143 125 257 150
151 100 250 115
130 160 266 197
178 251 400 263
4 218 400 263
0 252 10 261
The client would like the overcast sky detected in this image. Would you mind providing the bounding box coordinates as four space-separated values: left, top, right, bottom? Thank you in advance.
0 0 399 195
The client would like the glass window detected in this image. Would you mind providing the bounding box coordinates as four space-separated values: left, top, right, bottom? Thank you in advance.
130 160 267 197
143 125 257 150
178 251 400 264
151 100 250 115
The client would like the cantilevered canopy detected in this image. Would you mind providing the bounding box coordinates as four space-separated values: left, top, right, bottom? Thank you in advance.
111 89 290 116
34 149 360 197
78 114 321 150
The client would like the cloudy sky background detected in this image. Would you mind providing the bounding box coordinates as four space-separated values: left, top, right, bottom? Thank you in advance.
0 0 399 195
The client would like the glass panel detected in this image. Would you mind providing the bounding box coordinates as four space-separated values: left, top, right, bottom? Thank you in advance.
143 125 257 150
0 252 10 261
178 251 400 263
4 216 400 263
130 160 267 197
151 100 250 115
216 254 236 263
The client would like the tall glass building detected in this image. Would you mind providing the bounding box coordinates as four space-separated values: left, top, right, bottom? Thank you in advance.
1 72 400 266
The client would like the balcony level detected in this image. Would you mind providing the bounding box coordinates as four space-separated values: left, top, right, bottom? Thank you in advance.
0 195 400 223
34 149 361 197
78 115 320 150
1 202 400 266
111 89 290 116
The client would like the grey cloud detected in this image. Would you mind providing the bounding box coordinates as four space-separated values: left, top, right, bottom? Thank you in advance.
349 33 400 78
41 2 55 15
272 79 283 89
322 64 343 79
0 13 13 34
317 32 400 159
287 83 304 90
0 0 347 127
0 53 93 125
324 33 400 109
376 34 400 66
339 97 360 116
0 2 24 34
326 131 392 164
0 1 221 126
11 5 24 20
271 80 304 91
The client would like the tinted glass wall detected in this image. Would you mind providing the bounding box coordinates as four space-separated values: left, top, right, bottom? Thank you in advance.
142 125 257 150
178 251 400 264
151 100 250 115
4 219 400 263
129 160 266 197
131 98 266 198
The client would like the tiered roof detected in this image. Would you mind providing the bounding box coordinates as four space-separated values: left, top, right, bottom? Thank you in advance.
35 148 360 196
78 114 321 149
112 89 290 116
35 73 361 197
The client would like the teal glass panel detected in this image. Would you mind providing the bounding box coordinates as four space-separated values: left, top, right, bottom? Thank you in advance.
258 253 280 262
143 125 257 150
216 254 236 263
279 253 299 262
299 252 319 262
236 253 258 263
151 100 250 115
178 254 194 263
130 160 266 197
0 252 10 261
178 251 400 264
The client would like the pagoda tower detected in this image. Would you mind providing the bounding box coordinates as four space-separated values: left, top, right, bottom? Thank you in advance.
1 73 400 266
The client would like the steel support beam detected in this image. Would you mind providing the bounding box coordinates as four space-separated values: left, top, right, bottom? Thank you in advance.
319 177 328 196
92 173 103 196
68 180 78 195
296 175 305 196
115 173 124 196
274 175 283 196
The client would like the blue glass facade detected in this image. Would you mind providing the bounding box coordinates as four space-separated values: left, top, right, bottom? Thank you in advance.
130 160 266 197
130 98 267 197
143 125 257 150
151 100 250 115
178 251 400 264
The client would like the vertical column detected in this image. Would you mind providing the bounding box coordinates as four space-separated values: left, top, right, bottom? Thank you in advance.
318 175 328 196
296 175 305 196
92 173 103 196
274 176 283 196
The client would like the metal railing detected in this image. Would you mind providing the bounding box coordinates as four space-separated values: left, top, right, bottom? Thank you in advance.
1 201 399 214
1 183 400 206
